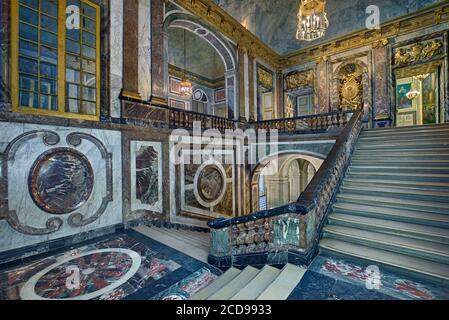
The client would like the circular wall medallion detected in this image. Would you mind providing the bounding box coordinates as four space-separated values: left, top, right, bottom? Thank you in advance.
194 161 227 208
20 249 142 300
29 148 94 215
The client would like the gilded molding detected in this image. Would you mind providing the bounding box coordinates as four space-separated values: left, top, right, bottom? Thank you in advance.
285 70 314 91
393 38 443 67
257 67 274 89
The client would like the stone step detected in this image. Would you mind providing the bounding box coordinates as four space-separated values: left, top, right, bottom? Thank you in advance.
319 238 449 281
350 159 449 168
340 184 449 205
361 125 449 136
230 266 281 300
323 225 449 264
352 150 449 159
208 266 260 300
333 202 449 228
343 178 449 192
359 132 449 142
336 193 449 215
328 213 449 244
256 264 306 300
346 171 449 183
356 143 449 151
349 165 449 175
190 267 241 300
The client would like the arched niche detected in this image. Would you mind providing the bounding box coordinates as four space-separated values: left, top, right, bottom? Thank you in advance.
163 12 238 119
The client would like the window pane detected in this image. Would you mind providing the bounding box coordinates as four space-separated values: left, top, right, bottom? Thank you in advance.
20 90 39 108
41 0 58 17
82 31 96 47
41 15 58 32
66 98 80 113
51 95 58 110
40 79 57 95
19 74 38 91
19 23 38 42
66 68 81 84
40 94 50 110
40 46 58 64
82 3 96 19
67 0 81 7
83 17 96 33
82 87 96 102
41 30 58 47
82 59 95 73
19 40 38 58
66 28 80 41
19 57 39 75
40 62 57 79
82 73 95 87
19 6 39 25
81 101 96 115
67 84 80 99
20 0 38 9
82 45 96 59
66 39 81 54
67 54 81 70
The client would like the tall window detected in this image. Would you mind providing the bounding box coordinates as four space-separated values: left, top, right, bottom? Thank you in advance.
11 0 100 120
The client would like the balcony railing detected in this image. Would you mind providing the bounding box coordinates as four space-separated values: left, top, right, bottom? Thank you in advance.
207 110 363 267
169 108 236 130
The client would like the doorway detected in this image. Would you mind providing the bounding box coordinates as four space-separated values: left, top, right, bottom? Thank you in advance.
394 62 441 127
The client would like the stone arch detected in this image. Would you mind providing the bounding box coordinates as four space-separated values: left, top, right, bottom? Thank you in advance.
164 12 238 119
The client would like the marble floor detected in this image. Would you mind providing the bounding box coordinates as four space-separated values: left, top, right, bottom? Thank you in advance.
0 229 448 300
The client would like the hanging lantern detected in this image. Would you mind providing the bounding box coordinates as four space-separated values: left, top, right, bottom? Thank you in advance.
296 0 329 42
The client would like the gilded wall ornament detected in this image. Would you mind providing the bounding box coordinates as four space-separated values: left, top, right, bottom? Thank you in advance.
340 72 363 110
285 70 314 91
394 39 443 67
257 67 274 89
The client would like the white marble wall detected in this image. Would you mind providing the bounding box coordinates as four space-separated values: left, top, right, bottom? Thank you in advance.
110 0 124 118
0 123 123 253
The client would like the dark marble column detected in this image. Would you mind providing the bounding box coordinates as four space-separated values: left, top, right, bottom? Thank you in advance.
150 0 167 105
276 70 284 119
122 0 140 99
248 55 256 122
373 46 391 127
316 60 330 114
238 49 246 121
0 0 10 110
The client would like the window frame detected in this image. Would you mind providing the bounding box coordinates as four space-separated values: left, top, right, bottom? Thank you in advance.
10 0 101 121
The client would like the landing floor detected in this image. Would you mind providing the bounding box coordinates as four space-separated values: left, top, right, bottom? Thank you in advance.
0 228 447 300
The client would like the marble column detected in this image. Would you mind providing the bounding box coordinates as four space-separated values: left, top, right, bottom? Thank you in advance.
316 59 330 114
266 177 289 209
150 0 167 105
138 0 152 101
0 0 10 109
122 0 140 99
109 0 123 118
238 49 246 121
248 55 256 122
276 70 284 119
372 45 391 127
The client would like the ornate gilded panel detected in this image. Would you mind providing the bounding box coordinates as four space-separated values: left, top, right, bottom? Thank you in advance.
393 38 443 67
285 70 314 91
257 67 274 89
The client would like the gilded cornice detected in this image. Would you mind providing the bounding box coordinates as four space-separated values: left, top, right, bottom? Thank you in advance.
171 0 280 68
170 1 449 71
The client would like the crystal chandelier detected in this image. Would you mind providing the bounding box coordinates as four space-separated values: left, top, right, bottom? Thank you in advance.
180 29 192 97
296 0 329 41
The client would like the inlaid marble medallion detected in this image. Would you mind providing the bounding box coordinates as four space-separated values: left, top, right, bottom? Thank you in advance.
198 165 224 202
29 148 94 215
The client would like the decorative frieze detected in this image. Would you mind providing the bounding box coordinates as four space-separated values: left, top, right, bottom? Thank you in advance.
285 70 314 91
393 38 443 67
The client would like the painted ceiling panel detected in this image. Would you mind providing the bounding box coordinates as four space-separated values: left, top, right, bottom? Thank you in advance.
213 0 444 55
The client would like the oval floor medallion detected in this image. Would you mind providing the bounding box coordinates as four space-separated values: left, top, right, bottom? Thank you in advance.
29 148 94 215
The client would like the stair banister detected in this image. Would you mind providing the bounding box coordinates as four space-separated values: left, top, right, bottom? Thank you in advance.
208 110 364 267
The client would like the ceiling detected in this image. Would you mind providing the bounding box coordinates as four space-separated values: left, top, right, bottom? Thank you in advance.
212 0 444 55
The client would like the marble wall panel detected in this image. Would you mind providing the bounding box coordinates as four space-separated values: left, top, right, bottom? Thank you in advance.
110 0 124 118
0 123 123 254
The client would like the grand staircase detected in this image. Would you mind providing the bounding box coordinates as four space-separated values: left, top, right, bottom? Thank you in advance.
190 264 306 300
320 124 449 281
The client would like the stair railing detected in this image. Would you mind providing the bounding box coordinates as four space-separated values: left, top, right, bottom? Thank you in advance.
208 110 364 266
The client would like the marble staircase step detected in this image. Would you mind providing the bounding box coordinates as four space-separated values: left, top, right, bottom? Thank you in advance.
336 193 449 215
352 150 449 159
208 266 260 300
328 213 449 244
346 171 449 183
350 159 449 168
356 143 449 151
349 165 449 174
323 225 449 264
190 267 241 300
332 202 449 227
319 238 449 281
340 184 449 205
343 179 449 192
361 125 449 136
359 132 449 142
256 264 307 300
230 266 281 300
